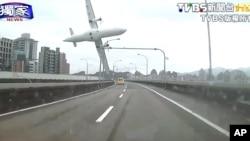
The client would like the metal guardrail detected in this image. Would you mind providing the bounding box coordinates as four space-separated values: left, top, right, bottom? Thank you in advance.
0 82 111 90
127 79 250 90
128 80 250 115
0 71 101 80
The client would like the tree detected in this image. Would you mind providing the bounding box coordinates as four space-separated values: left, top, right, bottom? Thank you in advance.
172 71 178 79
135 70 142 76
159 70 166 77
206 74 215 81
166 71 171 77
150 69 157 79
150 69 157 75
233 70 247 83
217 72 224 80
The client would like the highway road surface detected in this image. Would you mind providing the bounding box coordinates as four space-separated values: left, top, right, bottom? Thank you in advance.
2 82 248 141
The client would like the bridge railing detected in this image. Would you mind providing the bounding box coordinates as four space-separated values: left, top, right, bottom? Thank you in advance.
0 71 102 82
127 79 250 115
0 81 114 115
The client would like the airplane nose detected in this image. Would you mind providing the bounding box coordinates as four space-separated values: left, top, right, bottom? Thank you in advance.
63 38 70 42
121 28 127 33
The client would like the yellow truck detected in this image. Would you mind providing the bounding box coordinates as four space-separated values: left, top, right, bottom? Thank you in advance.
117 77 125 85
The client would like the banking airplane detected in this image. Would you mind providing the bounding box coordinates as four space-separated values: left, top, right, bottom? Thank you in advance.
63 0 127 74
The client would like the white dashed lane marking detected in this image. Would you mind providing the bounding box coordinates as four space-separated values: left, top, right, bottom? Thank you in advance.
96 106 114 123
119 94 123 98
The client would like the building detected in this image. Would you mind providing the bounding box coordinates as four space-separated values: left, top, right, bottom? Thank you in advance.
28 61 38 73
199 68 206 81
13 52 25 72
0 37 13 71
180 74 199 81
59 53 66 74
12 33 38 72
59 53 70 74
13 61 24 72
229 70 248 83
66 63 70 74
39 47 61 74
55 48 60 74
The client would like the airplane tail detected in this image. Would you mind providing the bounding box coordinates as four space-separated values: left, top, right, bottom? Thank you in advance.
69 28 77 47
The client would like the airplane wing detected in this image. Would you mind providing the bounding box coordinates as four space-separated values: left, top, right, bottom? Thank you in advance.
95 40 110 73
85 0 98 29
85 0 110 74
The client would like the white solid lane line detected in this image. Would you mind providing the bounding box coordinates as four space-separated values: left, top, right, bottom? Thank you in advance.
138 84 230 137
119 94 123 98
96 106 114 123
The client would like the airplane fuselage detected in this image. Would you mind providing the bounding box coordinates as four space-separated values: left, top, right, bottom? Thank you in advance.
63 0 127 74
64 27 126 42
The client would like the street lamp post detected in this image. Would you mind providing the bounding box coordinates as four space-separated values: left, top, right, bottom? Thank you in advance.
205 0 212 81
137 53 148 80
105 47 167 80
81 59 88 80
113 60 122 80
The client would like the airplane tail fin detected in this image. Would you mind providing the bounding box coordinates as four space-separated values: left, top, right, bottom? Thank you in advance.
69 28 77 47
69 28 74 35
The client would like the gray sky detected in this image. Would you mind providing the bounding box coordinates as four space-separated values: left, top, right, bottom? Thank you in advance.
1 0 249 74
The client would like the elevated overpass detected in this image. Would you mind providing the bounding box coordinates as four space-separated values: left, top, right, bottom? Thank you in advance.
1 75 250 140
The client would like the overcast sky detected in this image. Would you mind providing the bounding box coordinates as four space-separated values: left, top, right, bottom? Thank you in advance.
1 0 249 74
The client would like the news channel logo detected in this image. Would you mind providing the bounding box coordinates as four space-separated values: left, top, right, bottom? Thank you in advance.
177 2 250 23
177 2 250 13
0 2 34 21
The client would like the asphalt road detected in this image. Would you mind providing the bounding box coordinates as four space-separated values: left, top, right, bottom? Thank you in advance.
0 82 236 141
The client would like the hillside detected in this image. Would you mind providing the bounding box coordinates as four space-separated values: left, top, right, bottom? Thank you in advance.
180 67 250 77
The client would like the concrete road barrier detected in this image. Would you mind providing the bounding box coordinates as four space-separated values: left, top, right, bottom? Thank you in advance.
128 80 250 116
0 81 114 114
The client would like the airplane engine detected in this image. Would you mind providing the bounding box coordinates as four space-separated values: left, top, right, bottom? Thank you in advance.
82 29 100 41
